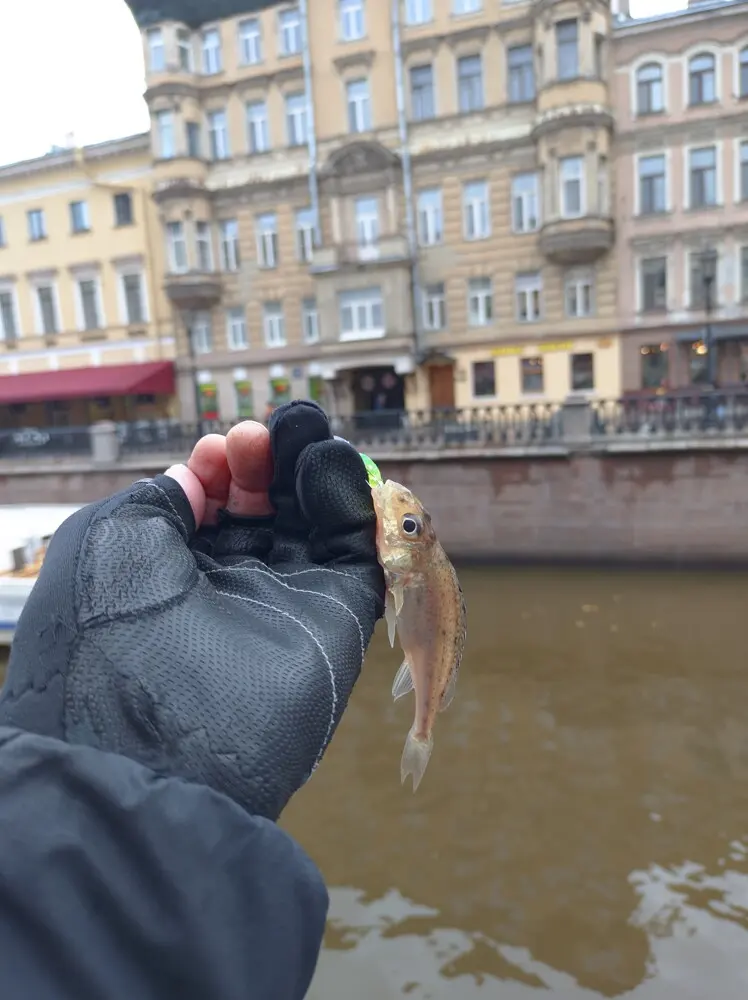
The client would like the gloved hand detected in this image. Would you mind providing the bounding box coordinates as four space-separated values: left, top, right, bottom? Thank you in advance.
0 401 385 820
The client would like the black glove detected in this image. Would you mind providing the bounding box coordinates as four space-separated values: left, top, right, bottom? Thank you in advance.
0 401 385 820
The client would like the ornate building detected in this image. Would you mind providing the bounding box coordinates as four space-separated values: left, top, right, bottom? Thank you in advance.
126 0 621 421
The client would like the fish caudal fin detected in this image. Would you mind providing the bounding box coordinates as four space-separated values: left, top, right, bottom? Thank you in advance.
400 727 433 793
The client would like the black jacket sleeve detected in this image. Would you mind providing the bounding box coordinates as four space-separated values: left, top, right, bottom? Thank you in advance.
0 726 327 1000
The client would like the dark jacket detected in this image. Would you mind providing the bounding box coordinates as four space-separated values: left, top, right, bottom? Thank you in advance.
0 726 327 1000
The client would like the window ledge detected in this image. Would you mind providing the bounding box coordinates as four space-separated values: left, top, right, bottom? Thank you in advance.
339 328 386 342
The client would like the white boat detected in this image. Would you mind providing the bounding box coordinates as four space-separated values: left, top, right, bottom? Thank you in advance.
0 504 82 646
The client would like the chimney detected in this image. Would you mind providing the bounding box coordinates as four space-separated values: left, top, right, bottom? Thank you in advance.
611 0 631 17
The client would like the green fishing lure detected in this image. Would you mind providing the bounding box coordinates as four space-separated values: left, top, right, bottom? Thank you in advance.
360 452 383 489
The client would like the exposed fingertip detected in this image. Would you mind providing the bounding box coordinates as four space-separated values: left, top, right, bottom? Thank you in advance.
164 464 207 526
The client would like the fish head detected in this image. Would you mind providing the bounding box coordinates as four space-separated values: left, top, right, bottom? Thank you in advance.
371 479 437 576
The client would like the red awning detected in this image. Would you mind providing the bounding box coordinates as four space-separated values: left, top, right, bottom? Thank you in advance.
0 361 175 405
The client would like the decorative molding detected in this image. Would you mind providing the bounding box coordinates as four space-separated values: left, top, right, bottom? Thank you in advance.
332 48 376 73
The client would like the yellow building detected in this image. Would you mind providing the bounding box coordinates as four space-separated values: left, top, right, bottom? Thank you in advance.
125 0 621 421
0 134 175 430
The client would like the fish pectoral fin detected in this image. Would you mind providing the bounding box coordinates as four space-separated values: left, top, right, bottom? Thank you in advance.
384 591 397 648
391 658 414 701
391 579 405 618
438 667 458 713
401 727 433 793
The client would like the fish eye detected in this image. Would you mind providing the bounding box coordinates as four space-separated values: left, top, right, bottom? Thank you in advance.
401 514 421 537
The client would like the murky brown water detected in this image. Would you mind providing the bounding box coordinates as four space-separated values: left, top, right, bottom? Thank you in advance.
2 567 748 998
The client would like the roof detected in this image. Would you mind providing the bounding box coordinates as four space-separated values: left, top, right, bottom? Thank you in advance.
0 132 150 181
124 0 285 29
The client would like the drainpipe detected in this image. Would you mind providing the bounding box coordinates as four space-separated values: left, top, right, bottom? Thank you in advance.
391 0 423 364
299 0 321 247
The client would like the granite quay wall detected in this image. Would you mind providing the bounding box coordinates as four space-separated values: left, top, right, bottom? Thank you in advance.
3 442 748 565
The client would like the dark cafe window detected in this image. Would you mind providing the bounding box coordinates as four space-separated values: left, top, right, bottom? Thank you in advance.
640 343 669 389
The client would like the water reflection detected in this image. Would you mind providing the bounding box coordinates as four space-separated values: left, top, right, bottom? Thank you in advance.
282 567 748 999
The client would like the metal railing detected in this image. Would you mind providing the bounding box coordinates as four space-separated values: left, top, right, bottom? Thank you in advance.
4 393 748 464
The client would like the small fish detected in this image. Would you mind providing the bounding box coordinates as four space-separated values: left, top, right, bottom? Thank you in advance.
370 479 467 792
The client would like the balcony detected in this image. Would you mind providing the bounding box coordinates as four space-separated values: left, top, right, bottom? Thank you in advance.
539 216 614 265
310 235 411 274
164 270 222 310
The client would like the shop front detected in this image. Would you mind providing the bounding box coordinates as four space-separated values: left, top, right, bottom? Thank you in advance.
0 361 176 431
623 323 748 396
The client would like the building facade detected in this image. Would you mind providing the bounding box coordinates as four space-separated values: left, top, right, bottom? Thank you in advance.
0 135 175 430
612 0 748 395
127 0 621 422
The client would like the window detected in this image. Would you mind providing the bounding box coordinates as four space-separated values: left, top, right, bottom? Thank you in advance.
208 110 230 160
741 246 748 302
638 154 666 215
147 28 165 72
640 344 669 389
463 180 490 240
521 357 544 394
453 0 481 12
689 250 717 310
422 283 446 331
191 313 212 354
256 213 278 268
195 222 213 271
114 192 133 226
689 52 715 105
226 307 248 349
457 54 483 113
296 207 315 261
34 285 58 334
27 209 46 241
166 221 188 272
340 0 364 41
565 272 594 318
355 197 379 248
0 217 5 247
156 110 174 158
410 64 435 121
0 288 19 342
637 62 663 115
186 121 202 158
417 188 443 246
689 146 717 208
689 340 710 385
239 18 262 64
511 173 539 232
347 79 372 133
640 256 667 312
556 20 578 81
405 0 431 24
286 92 308 145
740 141 748 202
177 29 193 71
468 277 493 326
508 45 534 103
740 47 748 98
302 298 319 343
69 200 90 234
122 272 145 325
219 219 240 270
263 302 286 347
559 155 584 218
571 353 594 392
515 272 542 322
202 28 222 75
472 360 495 398
77 278 102 330
339 287 384 339
279 7 302 55
594 33 604 79
247 101 270 152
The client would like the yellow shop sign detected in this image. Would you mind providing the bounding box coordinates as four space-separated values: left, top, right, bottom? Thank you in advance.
490 345 524 356
490 341 574 357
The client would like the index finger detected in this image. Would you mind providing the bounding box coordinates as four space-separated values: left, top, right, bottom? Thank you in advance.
225 421 274 517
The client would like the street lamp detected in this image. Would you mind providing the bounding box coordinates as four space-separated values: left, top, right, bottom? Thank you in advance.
701 251 717 388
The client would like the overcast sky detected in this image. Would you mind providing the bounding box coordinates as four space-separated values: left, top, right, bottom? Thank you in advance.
0 0 685 167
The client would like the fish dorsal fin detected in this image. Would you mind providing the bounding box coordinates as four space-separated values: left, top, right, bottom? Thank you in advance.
392 659 414 701
438 666 457 712
439 575 467 714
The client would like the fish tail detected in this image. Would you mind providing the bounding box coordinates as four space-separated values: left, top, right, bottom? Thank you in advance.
400 727 433 793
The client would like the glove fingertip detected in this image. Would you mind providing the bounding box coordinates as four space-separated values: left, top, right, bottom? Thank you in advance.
295 438 374 530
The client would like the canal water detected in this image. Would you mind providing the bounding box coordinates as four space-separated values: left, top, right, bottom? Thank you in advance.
3 566 748 998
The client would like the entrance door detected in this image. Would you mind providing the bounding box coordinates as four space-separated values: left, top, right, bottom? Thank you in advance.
428 364 455 410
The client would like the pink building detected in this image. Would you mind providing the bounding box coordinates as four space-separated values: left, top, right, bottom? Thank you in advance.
613 0 748 394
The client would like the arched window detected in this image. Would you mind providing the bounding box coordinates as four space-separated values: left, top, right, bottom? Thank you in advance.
688 52 716 105
739 46 748 98
636 62 664 115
